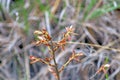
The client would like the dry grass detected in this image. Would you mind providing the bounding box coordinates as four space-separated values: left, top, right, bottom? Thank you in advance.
0 0 120 80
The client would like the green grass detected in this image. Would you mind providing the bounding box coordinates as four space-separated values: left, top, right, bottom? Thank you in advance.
10 0 50 35
82 0 120 21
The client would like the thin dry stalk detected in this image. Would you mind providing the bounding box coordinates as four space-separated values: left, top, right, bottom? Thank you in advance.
66 41 120 52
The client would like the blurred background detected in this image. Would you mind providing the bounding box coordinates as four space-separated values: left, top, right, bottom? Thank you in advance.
0 0 120 80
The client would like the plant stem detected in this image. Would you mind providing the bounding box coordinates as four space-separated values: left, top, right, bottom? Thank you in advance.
53 53 60 80
105 57 109 80
50 41 60 80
